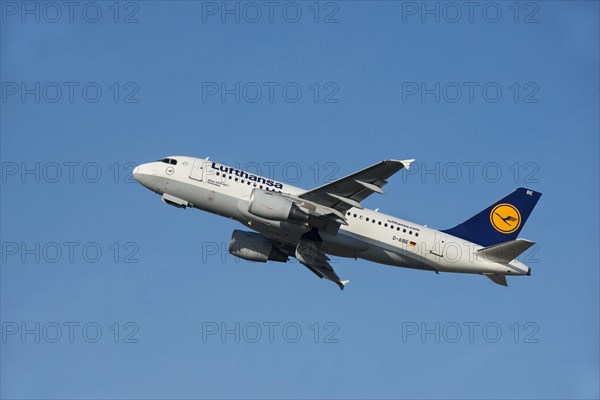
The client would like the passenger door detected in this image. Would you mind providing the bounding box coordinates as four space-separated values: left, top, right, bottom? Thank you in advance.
189 159 204 182
429 231 447 259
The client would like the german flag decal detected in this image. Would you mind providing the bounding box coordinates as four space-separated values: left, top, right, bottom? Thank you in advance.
409 241 417 247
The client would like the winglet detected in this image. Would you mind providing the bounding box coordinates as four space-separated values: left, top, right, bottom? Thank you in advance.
400 159 415 170
337 280 350 290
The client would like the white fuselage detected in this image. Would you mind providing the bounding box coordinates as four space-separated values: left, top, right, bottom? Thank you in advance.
133 156 530 278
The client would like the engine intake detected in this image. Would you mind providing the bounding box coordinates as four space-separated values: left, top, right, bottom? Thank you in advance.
248 189 308 222
229 230 288 263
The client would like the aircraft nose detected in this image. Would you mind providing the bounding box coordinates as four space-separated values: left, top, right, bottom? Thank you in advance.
132 165 144 183
132 163 158 189
132 163 153 185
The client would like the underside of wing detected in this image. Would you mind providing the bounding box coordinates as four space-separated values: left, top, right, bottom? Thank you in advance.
295 236 349 290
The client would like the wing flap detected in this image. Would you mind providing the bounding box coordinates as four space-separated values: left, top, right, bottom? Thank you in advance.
299 159 415 213
326 193 363 209
355 179 385 194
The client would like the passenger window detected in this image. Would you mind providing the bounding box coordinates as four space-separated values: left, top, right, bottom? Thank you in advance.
409 231 412 235
384 223 388 227
403 229 406 233
415 233 419 237
378 221 382 225
366 218 370 222
353 214 357 218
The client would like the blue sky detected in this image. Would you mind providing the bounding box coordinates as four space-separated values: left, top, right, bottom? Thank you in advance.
1 1 598 399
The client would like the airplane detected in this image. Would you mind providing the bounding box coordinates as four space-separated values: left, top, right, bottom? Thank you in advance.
133 156 542 290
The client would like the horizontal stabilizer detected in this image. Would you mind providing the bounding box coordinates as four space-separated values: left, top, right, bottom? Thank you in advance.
485 274 508 286
477 239 535 264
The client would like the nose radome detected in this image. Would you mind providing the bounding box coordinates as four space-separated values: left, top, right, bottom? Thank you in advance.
133 165 141 182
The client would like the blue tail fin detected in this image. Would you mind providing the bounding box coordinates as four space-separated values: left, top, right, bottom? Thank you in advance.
442 188 542 247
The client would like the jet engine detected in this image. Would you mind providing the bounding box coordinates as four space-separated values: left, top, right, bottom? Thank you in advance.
229 230 289 263
248 189 309 222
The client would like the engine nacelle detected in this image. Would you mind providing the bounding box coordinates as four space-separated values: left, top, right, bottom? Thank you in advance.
229 230 288 263
248 189 308 222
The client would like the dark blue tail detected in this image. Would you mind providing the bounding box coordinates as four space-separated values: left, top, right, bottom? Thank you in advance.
442 188 542 247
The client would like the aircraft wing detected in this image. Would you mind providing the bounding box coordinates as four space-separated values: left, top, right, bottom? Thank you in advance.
295 239 349 290
298 159 414 215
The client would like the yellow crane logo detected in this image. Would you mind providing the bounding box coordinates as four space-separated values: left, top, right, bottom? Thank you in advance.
490 203 521 234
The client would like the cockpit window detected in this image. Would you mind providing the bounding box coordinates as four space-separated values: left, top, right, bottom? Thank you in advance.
158 158 177 165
